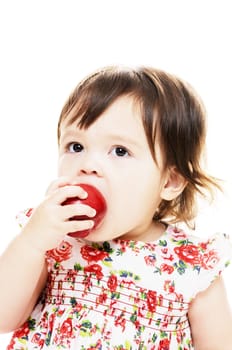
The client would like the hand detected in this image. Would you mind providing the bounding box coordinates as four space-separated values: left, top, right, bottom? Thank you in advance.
20 177 96 252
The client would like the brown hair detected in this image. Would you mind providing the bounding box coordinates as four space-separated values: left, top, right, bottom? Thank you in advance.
57 65 220 227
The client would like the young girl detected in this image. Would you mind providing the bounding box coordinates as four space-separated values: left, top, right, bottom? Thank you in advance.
0 66 231 349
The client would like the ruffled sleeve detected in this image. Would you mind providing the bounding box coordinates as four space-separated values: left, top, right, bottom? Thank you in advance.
15 208 34 227
192 232 232 297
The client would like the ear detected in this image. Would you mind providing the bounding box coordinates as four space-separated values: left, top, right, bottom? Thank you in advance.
161 166 187 201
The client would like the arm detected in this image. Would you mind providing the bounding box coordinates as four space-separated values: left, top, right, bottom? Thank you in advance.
0 236 47 333
0 178 96 333
188 275 232 350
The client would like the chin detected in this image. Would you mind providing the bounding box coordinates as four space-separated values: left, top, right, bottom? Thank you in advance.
80 227 118 243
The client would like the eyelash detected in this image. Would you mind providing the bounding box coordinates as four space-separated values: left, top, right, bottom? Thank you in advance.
111 146 130 157
67 142 83 153
66 142 131 157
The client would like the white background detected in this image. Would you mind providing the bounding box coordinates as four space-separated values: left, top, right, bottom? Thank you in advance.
0 0 231 346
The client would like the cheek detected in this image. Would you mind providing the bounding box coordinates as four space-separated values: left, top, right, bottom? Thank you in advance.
57 156 72 176
117 173 163 212
57 157 64 176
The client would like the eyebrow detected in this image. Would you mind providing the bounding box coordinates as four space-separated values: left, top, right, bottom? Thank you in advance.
59 130 78 141
59 129 143 148
59 129 83 144
105 133 142 148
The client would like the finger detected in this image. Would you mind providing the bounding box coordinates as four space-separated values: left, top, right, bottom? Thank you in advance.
48 185 88 205
46 177 83 195
62 203 96 221
46 177 71 194
64 218 95 233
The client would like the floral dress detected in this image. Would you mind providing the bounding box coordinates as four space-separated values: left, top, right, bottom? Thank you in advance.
7 211 232 350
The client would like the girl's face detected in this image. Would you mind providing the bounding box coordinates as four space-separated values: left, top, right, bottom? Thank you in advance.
58 96 170 242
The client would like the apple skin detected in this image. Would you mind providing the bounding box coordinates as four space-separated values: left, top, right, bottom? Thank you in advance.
62 183 107 238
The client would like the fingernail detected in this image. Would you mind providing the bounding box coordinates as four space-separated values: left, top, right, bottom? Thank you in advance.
81 191 88 199
90 209 96 217
88 220 95 228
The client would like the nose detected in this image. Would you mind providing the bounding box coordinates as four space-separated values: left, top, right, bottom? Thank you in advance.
78 153 103 177
80 167 98 175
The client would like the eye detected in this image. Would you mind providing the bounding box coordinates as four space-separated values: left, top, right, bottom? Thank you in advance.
68 142 84 153
112 146 129 157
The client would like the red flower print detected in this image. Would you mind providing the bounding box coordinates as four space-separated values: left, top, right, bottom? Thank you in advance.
60 318 73 337
158 338 170 350
160 263 174 274
57 309 66 317
48 313 56 332
81 245 109 263
201 249 219 269
87 339 102 350
172 227 187 240
32 333 45 348
199 242 208 250
107 274 118 292
146 290 157 312
174 244 200 265
84 264 103 280
39 311 49 329
11 320 30 339
47 241 72 262
97 292 107 304
6 340 15 350
144 255 156 266
114 314 126 331
25 208 33 217
164 280 175 293
161 248 174 261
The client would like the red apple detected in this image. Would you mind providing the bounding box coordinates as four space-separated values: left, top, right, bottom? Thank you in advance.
62 183 107 238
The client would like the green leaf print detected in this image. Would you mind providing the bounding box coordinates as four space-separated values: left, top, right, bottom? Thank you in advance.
160 330 168 338
111 291 121 299
130 312 137 323
154 266 161 274
70 297 78 307
138 342 147 350
28 317 36 330
174 260 187 274
174 238 194 246
151 332 158 343
116 248 124 256
140 291 147 300
74 263 83 271
54 261 60 269
45 330 52 346
114 342 133 350
158 240 167 246
102 241 114 253
193 265 201 273
119 270 140 281
125 341 133 350
102 259 113 268
80 320 93 337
